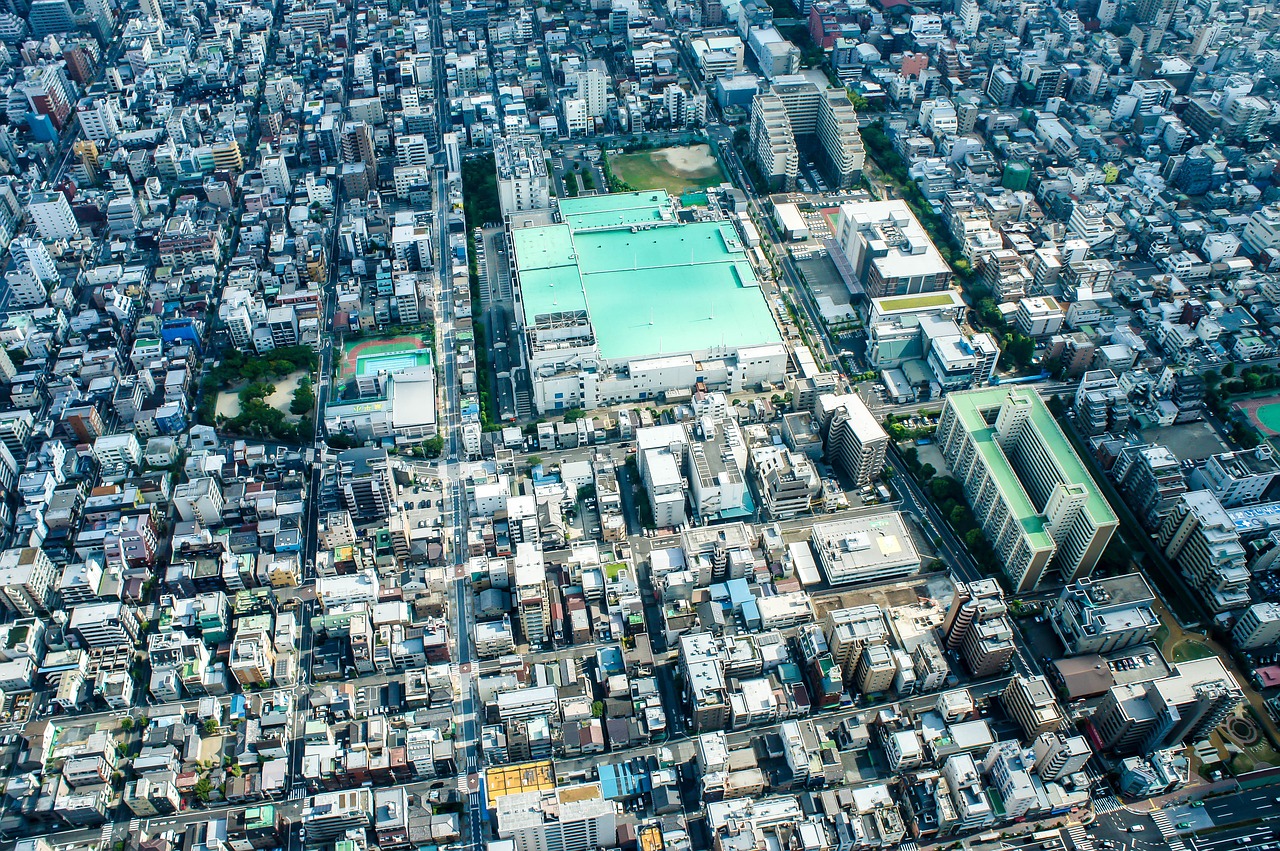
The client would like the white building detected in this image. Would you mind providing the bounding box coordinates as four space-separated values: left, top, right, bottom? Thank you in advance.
494 134 551 222
27 190 80 240
809 513 920 585
1232 602 1280 649
494 783 617 851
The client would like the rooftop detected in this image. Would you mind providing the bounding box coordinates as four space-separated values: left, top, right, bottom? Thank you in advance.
512 192 781 362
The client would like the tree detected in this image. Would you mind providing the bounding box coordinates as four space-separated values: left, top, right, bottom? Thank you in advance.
563 408 588 423
527 455 543 469
918 463 936 481
203 718 219 736
119 716 134 732
195 776 212 803
290 378 315 415
1223 363 1236 377
421 435 444 458
591 700 604 718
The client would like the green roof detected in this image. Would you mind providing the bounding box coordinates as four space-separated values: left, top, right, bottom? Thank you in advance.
513 193 782 362
948 387 1115 546
875 292 961 311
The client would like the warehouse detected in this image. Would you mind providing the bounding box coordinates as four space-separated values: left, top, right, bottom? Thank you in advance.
511 192 787 413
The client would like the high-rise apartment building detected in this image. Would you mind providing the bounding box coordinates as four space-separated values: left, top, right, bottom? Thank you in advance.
495 782 617 851
942 579 1015 677
1093 658 1242 755
936 387 1118 592
336 448 396 521
0 546 57 616
1232 602 1280 650
494 134 551 222
815 393 888 488
27 190 79 240
1157 490 1250 613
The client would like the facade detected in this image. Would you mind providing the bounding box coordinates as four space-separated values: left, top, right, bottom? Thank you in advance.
937 387 1118 592
494 783 617 851
336 448 397 522
1188 448 1280 508
942 579 1016 677
27 190 79 240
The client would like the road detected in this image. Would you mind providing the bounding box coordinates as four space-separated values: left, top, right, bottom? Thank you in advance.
887 447 1043 680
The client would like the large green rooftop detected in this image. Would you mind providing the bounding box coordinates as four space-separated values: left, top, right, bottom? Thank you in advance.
949 386 1115 536
513 192 782 362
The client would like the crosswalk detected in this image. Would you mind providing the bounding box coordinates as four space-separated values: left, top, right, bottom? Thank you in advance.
128 817 141 837
1066 823 1095 851
457 773 470 795
898 842 919 851
1151 809 1189 851
1094 795 1124 814
289 784 308 801
98 821 116 850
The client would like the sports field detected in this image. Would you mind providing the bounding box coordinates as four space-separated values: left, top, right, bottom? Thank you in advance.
1236 396 1280 436
610 145 727 196
340 335 432 381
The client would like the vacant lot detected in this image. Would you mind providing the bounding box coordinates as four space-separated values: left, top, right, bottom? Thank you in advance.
216 370 307 420
611 144 727 195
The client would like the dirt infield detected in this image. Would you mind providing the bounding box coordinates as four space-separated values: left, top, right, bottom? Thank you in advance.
1235 396 1280 437
339 335 426 381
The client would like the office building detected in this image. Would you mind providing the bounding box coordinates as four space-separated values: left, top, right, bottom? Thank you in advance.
1001 675 1065 740
495 782 617 851
942 579 1016 677
1242 204 1280 255
494 134 551 223
1031 731 1092 781
1093 658 1243 755
1157 490 1250 613
26 0 73 35
814 393 888 487
93 433 142 479
1051 574 1160 656
1232 602 1280 650
809 513 920 585
1189 447 1280 508
27 190 79 240
833 201 953 298
336 448 396 521
937 387 1118 592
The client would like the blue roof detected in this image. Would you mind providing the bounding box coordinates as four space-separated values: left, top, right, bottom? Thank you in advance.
598 762 651 800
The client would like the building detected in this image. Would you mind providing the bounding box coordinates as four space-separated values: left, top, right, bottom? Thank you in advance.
1001 675 1065 740
750 79 865 190
302 790 372 840
937 387 1118 592
0 546 57 616
26 0 73 35
815 393 888 487
68 601 138 648
853 642 897 695
494 783 617 851
1031 731 1092 781
833 201 952 299
809 513 920 585
336 448 396 522
510 192 786 414
942 579 1016 677
494 134 552 224
1189 448 1280 508
1157 490 1250 613
1093 658 1244 755
1015 297 1065 337
1242 204 1280 254
1232 602 1280 650
749 93 798 191
1051 574 1160 655
173 477 225 525
93 433 142 479
1110 444 1187 530
27 190 79 240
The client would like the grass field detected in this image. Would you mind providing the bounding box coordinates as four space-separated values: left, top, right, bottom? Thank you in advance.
610 144 727 195
1170 638 1216 662
1235 396 1280 436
